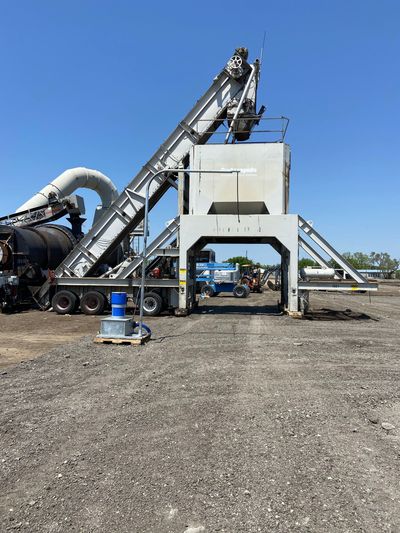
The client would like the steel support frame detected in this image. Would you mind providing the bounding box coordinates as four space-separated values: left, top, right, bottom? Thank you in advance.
298 216 368 284
178 214 299 314
299 236 341 278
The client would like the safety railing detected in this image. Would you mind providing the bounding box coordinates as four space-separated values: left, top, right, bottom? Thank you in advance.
194 116 290 143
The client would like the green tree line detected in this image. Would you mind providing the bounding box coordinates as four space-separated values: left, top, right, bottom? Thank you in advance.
225 253 399 279
299 252 399 278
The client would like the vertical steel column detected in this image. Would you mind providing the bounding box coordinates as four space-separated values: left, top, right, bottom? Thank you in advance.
138 169 238 336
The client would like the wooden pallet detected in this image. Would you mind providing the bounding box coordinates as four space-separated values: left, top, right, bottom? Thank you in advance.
94 334 150 346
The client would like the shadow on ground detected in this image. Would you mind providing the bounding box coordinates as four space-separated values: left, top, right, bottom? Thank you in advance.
195 303 281 315
305 308 378 321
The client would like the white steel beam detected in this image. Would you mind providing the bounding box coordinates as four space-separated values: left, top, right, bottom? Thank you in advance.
298 236 342 279
298 281 377 291
298 216 367 284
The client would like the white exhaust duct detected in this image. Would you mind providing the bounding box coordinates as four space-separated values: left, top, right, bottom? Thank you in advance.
16 167 118 212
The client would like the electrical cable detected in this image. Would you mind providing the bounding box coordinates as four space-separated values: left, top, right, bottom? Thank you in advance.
236 171 240 223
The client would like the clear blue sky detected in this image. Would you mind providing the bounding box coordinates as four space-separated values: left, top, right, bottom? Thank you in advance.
0 0 399 264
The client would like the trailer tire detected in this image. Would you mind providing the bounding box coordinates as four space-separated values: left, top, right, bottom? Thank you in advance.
80 291 106 315
52 290 78 315
233 284 248 298
202 285 215 297
142 292 163 316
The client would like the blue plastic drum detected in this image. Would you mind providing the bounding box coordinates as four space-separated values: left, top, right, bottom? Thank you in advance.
111 292 127 318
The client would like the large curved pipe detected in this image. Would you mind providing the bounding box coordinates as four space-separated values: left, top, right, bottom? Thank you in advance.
16 167 118 212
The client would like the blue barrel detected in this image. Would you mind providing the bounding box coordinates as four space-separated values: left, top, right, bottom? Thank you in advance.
111 292 127 318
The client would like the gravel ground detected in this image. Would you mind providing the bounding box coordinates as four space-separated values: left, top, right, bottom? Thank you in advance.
1 285 400 532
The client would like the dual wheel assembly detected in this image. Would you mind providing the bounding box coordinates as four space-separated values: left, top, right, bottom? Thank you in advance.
51 290 163 316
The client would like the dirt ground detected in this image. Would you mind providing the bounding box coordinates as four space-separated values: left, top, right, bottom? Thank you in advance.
0 283 400 532
0 312 103 368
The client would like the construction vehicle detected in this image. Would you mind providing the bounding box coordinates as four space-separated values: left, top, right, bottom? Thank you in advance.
239 264 266 293
1 47 377 316
196 262 250 298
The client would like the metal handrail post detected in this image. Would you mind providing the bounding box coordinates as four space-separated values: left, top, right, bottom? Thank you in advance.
137 168 239 338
